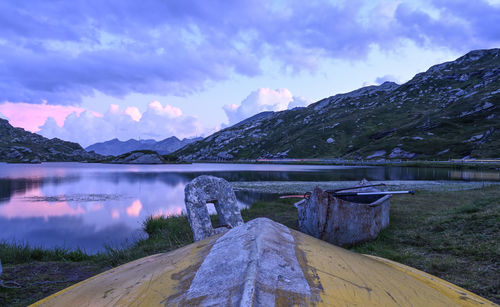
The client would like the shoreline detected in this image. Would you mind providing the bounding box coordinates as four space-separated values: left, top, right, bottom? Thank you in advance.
2 159 500 171
232 180 500 194
185 159 500 170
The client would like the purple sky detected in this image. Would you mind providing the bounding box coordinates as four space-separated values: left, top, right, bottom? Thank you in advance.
0 0 499 146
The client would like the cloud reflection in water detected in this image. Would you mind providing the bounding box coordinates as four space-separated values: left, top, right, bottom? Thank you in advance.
1 162 495 253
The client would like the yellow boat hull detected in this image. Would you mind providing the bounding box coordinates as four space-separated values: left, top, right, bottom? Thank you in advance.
32 218 495 306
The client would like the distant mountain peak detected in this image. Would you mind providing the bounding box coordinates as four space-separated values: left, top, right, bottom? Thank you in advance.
86 136 201 156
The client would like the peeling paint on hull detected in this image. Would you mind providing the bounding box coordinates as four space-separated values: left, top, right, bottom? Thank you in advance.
32 218 496 306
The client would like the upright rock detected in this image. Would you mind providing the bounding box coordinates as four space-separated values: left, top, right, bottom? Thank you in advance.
184 175 244 241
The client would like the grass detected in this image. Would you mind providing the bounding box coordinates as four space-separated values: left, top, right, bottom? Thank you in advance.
352 187 500 303
0 243 94 264
1 187 499 305
241 199 299 230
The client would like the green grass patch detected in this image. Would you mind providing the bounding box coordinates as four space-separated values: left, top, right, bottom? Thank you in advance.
0 242 94 264
352 187 500 303
1 187 499 305
241 199 298 230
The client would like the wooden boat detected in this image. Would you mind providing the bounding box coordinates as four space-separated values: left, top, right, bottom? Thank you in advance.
33 218 495 306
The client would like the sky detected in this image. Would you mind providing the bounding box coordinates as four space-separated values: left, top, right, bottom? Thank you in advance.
0 0 499 147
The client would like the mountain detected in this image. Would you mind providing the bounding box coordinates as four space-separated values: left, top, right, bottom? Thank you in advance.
86 136 203 156
108 150 167 164
0 119 101 163
175 48 500 161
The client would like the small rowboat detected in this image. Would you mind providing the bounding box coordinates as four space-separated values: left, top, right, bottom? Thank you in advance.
33 218 495 306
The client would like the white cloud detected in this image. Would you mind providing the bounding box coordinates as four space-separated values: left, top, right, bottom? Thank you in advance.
0 112 8 120
124 106 142 121
287 96 309 109
375 74 399 84
223 88 310 125
38 102 205 147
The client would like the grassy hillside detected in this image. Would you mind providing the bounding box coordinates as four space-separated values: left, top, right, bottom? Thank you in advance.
176 48 500 161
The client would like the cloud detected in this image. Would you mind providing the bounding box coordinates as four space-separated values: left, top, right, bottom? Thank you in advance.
37 101 204 147
124 106 142 121
0 0 498 105
287 96 310 109
394 0 500 49
375 74 399 84
223 88 310 125
0 102 84 131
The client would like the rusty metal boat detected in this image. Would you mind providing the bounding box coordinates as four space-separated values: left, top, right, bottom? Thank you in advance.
294 180 410 246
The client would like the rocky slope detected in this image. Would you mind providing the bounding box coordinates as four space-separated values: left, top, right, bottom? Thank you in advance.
0 119 101 163
86 136 202 156
176 48 500 161
108 150 166 164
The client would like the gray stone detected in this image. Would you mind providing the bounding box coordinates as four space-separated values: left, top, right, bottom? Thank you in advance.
366 150 386 159
465 134 484 142
216 151 234 160
6 149 22 159
111 152 164 164
389 147 416 159
326 138 335 144
184 175 243 241
295 180 390 246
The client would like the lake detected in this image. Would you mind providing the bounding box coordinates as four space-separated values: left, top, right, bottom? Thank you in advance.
1 162 498 253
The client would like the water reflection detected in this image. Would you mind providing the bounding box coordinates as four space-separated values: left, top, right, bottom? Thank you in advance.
0 162 498 253
450 170 500 181
0 186 85 220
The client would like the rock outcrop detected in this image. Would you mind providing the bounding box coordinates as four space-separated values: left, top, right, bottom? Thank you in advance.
0 119 101 162
184 175 244 241
109 150 165 164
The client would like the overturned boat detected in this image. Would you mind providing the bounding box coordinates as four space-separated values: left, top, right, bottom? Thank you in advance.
33 218 494 306
33 176 494 306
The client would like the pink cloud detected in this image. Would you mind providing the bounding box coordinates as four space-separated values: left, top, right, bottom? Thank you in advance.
38 101 205 146
125 106 142 121
111 209 120 219
0 187 85 221
109 104 120 114
0 102 84 132
223 88 309 125
148 100 183 117
0 200 85 221
88 203 104 211
126 199 143 217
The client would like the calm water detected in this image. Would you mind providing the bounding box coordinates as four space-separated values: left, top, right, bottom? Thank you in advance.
1 162 498 253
